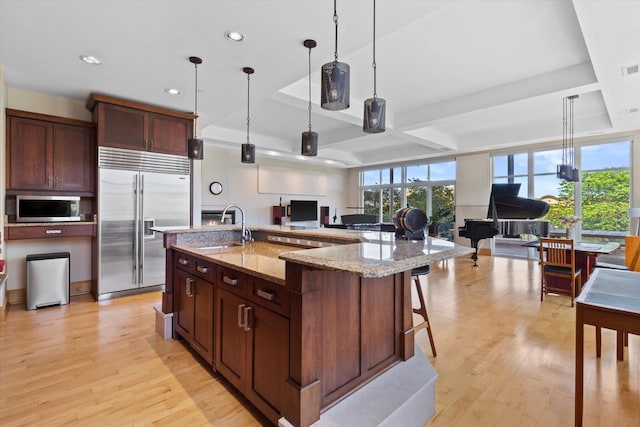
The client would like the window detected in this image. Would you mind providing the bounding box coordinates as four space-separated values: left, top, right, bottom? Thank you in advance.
360 161 456 240
493 139 631 251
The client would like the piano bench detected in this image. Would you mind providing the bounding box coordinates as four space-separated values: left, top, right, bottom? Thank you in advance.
412 266 436 357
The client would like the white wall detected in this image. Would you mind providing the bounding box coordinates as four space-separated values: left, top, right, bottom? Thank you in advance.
199 145 349 227
4 89 92 292
454 152 492 248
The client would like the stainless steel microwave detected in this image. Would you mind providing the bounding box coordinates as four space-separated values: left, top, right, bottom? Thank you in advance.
16 195 81 223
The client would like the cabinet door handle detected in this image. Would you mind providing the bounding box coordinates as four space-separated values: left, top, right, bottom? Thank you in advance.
186 278 194 297
149 138 153 150
196 265 208 274
45 229 62 234
54 176 59 189
243 306 252 331
238 303 246 328
256 288 276 301
178 257 189 266
223 275 238 286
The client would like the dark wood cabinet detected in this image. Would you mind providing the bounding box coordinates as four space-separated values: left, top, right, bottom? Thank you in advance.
5 224 95 240
6 111 94 194
215 287 246 390
215 272 289 424
166 239 413 427
174 254 215 365
52 123 93 192
88 93 194 156
148 113 190 156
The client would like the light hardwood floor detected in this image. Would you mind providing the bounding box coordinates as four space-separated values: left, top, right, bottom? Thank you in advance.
0 256 637 426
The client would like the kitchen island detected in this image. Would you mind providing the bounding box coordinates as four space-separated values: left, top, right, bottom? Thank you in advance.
159 225 473 426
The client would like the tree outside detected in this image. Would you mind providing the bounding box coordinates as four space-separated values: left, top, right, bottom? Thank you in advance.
544 169 630 233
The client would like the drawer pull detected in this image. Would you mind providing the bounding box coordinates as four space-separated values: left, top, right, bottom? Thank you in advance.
178 258 189 265
243 306 252 331
45 229 62 234
238 303 245 328
256 288 276 301
223 275 238 286
196 265 208 274
186 278 194 297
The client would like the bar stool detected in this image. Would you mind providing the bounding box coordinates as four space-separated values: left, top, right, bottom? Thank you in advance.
412 265 436 357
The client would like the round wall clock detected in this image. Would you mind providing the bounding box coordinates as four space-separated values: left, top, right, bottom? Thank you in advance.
209 181 223 195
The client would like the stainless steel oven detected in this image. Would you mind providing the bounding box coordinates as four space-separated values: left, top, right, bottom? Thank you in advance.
16 195 81 223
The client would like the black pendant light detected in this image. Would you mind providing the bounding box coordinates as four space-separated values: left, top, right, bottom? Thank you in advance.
187 56 204 159
557 95 579 181
302 39 318 156
241 67 256 163
363 0 386 133
321 0 350 111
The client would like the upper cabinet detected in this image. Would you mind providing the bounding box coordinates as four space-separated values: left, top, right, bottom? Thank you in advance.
87 93 194 157
6 110 95 195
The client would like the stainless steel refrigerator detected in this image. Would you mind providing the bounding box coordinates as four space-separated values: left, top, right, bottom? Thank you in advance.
97 147 190 300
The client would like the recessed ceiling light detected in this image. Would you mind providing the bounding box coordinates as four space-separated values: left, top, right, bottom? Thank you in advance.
225 31 245 42
165 88 181 95
79 55 102 65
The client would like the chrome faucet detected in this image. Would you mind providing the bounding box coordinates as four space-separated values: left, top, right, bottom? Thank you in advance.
221 204 251 244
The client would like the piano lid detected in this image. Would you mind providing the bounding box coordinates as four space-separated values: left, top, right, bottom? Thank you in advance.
487 184 550 220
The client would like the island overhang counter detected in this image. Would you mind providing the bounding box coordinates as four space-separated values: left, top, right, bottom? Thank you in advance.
158 225 474 427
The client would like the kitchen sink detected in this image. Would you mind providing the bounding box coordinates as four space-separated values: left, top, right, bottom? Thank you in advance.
198 242 244 250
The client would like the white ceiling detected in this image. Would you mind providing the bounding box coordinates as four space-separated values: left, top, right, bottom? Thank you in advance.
1 0 639 168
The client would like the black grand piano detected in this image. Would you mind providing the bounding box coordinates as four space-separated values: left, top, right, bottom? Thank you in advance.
458 183 550 266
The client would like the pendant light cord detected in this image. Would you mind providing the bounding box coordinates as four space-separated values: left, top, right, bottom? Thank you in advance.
570 95 574 167
333 0 338 63
562 97 567 165
246 73 251 144
372 0 377 99
308 46 312 131
194 62 199 137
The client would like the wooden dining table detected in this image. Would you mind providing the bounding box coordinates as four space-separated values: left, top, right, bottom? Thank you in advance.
525 240 620 284
574 268 640 426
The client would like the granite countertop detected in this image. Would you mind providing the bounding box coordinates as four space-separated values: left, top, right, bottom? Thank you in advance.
279 233 472 277
165 225 474 279
174 242 303 285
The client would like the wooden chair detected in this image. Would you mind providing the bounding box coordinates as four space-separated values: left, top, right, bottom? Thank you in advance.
412 265 436 356
539 237 582 307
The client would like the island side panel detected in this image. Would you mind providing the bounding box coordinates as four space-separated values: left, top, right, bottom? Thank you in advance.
361 275 400 372
162 240 177 314
284 262 414 426
285 262 323 427
400 270 415 359
319 272 362 408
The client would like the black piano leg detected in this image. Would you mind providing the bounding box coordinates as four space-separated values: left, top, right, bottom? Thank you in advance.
470 240 479 267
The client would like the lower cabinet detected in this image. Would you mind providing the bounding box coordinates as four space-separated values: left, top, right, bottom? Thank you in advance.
216 280 290 424
174 264 215 365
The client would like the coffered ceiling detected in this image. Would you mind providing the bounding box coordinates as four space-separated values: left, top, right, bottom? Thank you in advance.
1 0 638 168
